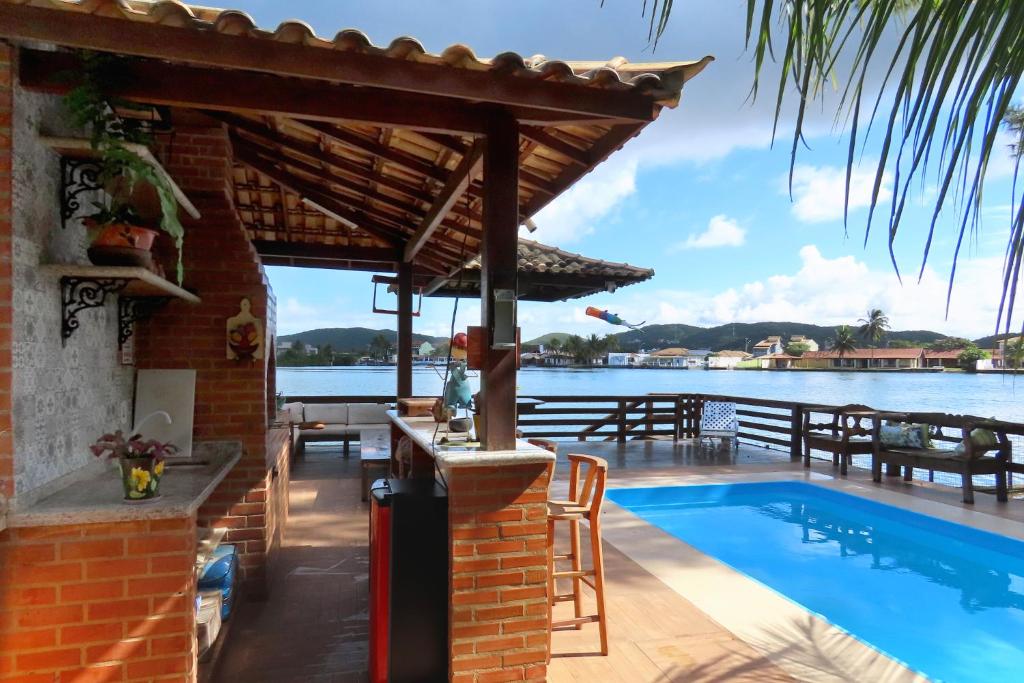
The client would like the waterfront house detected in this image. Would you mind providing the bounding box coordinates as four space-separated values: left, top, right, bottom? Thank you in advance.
608 351 647 367
687 348 712 367
758 353 798 369
787 334 819 352
707 350 749 369
924 349 965 369
799 348 927 369
649 347 689 368
751 335 783 357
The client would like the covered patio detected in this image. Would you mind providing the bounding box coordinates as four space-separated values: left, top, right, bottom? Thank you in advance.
0 1 712 682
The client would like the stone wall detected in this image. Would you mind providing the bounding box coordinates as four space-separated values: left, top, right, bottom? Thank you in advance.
9 67 133 502
0 46 14 511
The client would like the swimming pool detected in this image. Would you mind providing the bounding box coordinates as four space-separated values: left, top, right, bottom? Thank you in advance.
607 481 1024 682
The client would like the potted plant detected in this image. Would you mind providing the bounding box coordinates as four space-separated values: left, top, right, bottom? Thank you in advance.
63 51 185 282
90 430 178 502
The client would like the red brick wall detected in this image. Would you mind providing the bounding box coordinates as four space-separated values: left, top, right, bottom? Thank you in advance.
447 463 551 683
0 45 15 506
0 517 198 682
134 116 281 592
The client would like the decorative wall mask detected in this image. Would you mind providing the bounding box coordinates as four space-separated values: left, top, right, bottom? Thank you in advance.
226 298 263 361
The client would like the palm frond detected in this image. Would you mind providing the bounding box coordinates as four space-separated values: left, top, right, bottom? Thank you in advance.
642 0 1024 335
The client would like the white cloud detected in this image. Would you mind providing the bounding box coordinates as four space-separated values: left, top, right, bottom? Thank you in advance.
789 164 894 223
526 159 638 245
673 214 746 250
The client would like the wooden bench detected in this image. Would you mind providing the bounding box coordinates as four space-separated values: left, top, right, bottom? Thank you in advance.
871 412 1012 504
803 404 874 475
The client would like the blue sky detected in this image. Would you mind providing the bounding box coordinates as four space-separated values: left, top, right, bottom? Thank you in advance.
242 1 1020 341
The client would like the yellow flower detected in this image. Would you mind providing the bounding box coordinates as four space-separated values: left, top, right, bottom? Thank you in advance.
154 461 164 477
130 467 151 493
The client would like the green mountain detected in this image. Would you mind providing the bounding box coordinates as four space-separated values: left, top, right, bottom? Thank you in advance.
973 332 1019 349
524 332 574 346
278 327 447 353
530 322 957 353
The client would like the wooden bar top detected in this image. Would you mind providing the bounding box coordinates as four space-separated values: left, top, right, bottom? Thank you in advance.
387 411 554 470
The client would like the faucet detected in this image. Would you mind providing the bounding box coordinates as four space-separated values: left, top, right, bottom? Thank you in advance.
132 410 172 435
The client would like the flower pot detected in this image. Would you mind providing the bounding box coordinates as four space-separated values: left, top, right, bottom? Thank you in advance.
118 456 164 502
89 222 159 250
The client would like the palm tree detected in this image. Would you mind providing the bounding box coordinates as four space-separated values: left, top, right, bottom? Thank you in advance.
857 309 890 346
832 325 858 359
1007 338 1024 370
547 337 562 353
639 1 1024 335
368 333 392 361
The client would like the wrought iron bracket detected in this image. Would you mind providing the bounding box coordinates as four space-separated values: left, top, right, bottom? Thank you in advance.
118 296 171 348
59 157 105 230
60 276 127 345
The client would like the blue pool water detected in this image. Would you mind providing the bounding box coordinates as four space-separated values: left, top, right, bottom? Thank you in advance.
607 482 1024 682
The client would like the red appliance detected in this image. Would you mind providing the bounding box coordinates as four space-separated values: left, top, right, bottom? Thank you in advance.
368 479 391 683
368 478 448 683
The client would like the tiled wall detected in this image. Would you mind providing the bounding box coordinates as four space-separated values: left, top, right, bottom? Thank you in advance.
9 72 133 502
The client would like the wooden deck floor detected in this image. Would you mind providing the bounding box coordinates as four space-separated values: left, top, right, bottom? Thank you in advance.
210 438 1024 682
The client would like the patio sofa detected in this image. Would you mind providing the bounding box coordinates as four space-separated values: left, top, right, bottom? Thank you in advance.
282 401 392 456
871 411 1013 504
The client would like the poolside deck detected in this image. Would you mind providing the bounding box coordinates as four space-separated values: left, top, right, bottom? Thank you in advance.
211 439 1024 682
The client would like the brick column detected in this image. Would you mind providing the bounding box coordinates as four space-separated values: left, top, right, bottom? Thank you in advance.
448 463 551 683
0 517 198 681
135 115 281 594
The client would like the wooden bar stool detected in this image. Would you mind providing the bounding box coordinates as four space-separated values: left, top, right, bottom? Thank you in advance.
547 453 608 657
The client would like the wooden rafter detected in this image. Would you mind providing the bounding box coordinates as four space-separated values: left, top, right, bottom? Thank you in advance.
404 141 484 263
0 3 660 122
252 240 400 263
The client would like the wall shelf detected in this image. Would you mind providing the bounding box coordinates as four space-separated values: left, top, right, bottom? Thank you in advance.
43 265 200 346
40 135 201 228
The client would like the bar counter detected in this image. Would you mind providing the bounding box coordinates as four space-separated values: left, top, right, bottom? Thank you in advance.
386 410 555 476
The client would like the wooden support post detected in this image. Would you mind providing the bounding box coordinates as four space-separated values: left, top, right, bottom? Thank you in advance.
479 110 519 451
617 400 627 443
790 404 804 461
397 262 413 399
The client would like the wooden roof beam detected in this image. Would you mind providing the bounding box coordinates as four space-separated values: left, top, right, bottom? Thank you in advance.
520 127 591 167
253 241 401 263
0 3 658 121
404 141 483 263
19 49 489 135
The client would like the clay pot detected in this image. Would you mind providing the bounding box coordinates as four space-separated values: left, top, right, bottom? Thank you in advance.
89 222 159 250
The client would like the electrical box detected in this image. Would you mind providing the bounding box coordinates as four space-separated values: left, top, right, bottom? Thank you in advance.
491 289 517 349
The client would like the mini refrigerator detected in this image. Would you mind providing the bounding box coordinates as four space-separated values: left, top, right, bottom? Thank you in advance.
369 478 448 683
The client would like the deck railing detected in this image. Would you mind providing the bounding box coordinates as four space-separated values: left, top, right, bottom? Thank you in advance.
282 392 1024 490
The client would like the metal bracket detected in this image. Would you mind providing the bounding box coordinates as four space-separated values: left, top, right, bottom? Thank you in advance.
59 157 104 230
371 274 422 316
60 276 127 344
118 296 171 348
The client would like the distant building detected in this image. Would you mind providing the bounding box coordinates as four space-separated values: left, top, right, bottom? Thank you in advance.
418 341 435 357
787 335 819 352
686 349 712 368
751 336 783 357
758 353 798 369
923 349 964 369
648 348 688 368
278 340 317 354
798 348 926 369
707 350 749 370
608 352 647 367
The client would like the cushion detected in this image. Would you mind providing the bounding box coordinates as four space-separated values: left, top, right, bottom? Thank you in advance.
954 428 999 455
348 403 390 425
281 402 304 423
303 425 357 437
880 422 929 449
304 403 348 425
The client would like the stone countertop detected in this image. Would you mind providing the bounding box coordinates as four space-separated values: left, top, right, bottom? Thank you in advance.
387 411 554 471
6 441 242 527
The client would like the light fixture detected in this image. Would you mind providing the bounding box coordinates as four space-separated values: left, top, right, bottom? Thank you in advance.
301 197 359 230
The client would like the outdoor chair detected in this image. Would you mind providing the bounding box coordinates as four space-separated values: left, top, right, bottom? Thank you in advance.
871 412 1012 504
803 404 874 475
698 401 738 450
547 453 609 658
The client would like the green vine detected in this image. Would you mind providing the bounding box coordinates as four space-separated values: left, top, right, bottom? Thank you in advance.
62 51 185 284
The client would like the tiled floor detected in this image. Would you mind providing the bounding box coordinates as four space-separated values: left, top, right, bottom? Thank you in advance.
211 438 1024 682
212 445 370 683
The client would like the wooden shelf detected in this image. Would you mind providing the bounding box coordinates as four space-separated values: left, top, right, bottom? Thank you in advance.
40 135 201 220
44 264 200 346
43 264 200 303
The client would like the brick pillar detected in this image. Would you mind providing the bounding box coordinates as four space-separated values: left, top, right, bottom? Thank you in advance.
448 463 551 683
135 115 282 593
0 44 15 507
0 517 198 681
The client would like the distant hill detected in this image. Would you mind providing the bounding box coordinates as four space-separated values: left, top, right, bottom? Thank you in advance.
524 332 574 347
530 322 956 353
973 332 1019 349
278 327 447 353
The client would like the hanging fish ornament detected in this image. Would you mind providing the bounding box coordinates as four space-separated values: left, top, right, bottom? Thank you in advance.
585 306 645 330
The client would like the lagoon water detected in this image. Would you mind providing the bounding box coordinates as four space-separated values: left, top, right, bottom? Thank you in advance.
278 366 1024 422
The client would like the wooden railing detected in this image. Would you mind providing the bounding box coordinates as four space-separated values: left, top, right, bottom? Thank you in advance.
282 393 1024 479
